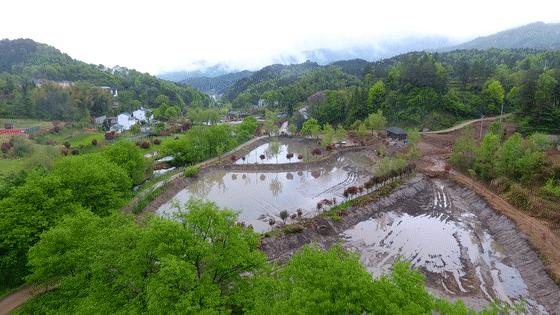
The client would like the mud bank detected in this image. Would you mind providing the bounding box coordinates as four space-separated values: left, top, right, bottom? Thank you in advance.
261 175 560 313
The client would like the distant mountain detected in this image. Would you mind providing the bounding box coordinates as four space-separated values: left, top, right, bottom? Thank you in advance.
445 22 560 51
158 63 236 82
181 70 253 95
269 36 455 66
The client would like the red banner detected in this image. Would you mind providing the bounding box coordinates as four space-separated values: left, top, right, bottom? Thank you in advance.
0 129 25 135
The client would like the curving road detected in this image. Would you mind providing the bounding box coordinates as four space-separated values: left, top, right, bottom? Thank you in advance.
421 114 511 134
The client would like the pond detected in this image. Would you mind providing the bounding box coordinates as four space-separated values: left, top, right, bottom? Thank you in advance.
158 152 374 232
235 138 317 164
342 180 549 312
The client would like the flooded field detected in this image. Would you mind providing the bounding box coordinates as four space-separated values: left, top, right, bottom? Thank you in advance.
158 152 374 231
342 179 558 313
235 138 315 164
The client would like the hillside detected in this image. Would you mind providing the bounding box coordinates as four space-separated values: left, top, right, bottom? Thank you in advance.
181 70 253 95
224 61 361 110
0 38 209 120
445 22 560 50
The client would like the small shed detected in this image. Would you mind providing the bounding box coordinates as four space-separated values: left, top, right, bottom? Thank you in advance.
386 127 407 140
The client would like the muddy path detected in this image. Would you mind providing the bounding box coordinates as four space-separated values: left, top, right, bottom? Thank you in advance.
261 175 560 313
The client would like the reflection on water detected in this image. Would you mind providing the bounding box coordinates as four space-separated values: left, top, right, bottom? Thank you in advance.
158 154 374 232
236 140 314 164
342 180 536 309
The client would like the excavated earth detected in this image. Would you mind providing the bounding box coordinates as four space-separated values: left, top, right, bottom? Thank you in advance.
261 175 560 314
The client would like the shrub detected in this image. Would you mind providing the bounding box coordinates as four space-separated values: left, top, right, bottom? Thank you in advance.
184 166 199 177
63 141 71 149
284 223 304 234
311 148 322 156
140 141 150 149
91 139 98 146
230 155 237 161
1 142 11 154
259 154 265 160
61 147 68 156
153 138 161 145
286 153 294 159
9 136 33 157
279 210 289 224
104 131 116 141
71 149 80 155
298 155 303 160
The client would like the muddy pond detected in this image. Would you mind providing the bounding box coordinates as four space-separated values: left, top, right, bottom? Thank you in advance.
235 138 316 164
157 143 560 313
341 179 559 313
158 151 374 231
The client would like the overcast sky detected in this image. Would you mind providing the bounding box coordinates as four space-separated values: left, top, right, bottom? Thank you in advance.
1 0 559 74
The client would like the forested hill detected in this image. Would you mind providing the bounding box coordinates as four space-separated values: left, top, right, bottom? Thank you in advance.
225 48 560 132
181 70 253 95
445 22 560 51
224 60 363 110
0 38 209 120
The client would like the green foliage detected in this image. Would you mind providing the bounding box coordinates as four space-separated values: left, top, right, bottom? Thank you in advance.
356 123 369 142
103 141 151 185
246 245 442 314
320 123 335 148
376 156 409 177
482 79 505 113
453 131 548 184
450 128 477 169
300 118 321 138
0 39 209 121
163 124 239 166
365 110 388 131
367 80 386 112
334 125 347 142
53 154 132 215
542 178 560 198
22 200 265 314
184 165 199 177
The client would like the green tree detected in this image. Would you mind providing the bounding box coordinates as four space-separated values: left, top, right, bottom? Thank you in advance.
365 110 387 133
335 125 348 143
52 154 132 216
356 123 369 143
482 79 505 114
23 200 266 313
300 118 321 139
264 109 278 136
475 132 500 180
103 141 151 185
321 123 335 148
367 80 385 113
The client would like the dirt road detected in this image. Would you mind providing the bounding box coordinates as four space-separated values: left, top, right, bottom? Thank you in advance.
421 114 511 134
0 286 44 315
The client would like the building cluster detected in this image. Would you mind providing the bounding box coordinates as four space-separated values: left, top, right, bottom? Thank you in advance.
95 108 152 132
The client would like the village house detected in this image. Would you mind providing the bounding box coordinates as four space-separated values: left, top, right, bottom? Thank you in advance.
386 127 408 141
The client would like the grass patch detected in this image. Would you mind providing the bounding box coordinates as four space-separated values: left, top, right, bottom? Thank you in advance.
0 158 25 176
323 180 403 220
132 182 170 214
184 166 199 177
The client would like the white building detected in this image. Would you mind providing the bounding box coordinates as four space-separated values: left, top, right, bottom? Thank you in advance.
116 112 137 131
132 108 152 122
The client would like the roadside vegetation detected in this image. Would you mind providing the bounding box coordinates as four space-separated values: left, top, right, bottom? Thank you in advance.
451 122 560 223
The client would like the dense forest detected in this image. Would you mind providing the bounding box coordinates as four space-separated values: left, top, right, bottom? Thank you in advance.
0 39 210 121
225 48 560 132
